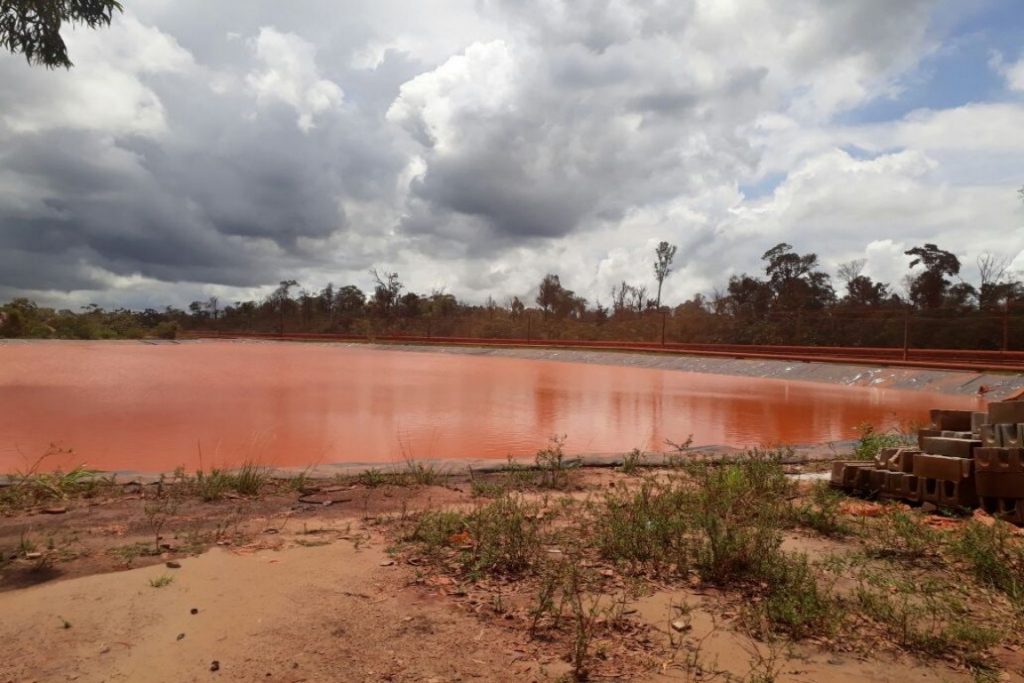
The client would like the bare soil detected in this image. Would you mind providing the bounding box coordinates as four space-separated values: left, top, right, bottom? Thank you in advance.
2 467 1022 683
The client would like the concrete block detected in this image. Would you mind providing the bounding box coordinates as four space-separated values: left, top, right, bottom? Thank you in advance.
981 424 1000 447
902 474 920 502
978 497 1024 525
918 476 940 504
867 468 887 494
853 467 873 493
930 409 973 432
918 428 942 450
976 471 1024 499
937 478 977 508
975 447 1024 473
998 424 1023 448
913 453 973 481
876 447 899 468
918 475 976 507
972 411 988 435
883 471 905 498
830 461 873 488
940 430 973 439
884 448 918 474
988 401 1024 426
919 436 981 459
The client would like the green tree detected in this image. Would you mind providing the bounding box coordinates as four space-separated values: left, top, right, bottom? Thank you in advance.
653 241 677 309
1 0 122 68
761 242 833 311
904 243 960 310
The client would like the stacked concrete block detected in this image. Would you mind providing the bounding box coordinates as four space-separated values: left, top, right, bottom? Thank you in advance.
830 402 1024 522
974 447 1024 524
913 453 976 507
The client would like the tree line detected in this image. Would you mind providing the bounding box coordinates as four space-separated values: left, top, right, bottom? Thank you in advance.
3 240 1023 350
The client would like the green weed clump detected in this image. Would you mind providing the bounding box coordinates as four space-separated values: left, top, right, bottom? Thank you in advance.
685 452 792 583
172 461 270 501
464 494 542 576
952 520 1024 607
853 571 1001 663
793 482 850 536
865 509 940 563
754 551 835 639
852 423 907 462
535 435 574 489
405 494 542 577
594 479 690 574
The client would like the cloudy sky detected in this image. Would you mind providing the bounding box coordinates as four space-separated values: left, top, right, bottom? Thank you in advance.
1 0 1023 310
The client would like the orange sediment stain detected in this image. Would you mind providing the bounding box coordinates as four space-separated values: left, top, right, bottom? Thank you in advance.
0 341 983 473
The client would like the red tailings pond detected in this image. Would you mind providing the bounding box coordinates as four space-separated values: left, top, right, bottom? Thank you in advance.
0 341 984 473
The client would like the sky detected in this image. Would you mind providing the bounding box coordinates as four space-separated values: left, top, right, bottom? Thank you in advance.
1 0 1023 311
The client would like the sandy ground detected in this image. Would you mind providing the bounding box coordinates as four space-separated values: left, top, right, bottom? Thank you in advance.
0 540 520 683
3 469 1015 683
0 529 989 683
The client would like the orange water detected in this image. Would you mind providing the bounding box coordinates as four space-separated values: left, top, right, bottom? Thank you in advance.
0 341 983 473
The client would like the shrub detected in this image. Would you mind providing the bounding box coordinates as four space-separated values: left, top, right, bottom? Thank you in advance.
852 423 906 461
952 520 1024 606
594 479 690 574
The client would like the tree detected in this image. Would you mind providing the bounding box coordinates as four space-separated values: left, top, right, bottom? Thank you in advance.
271 279 298 332
761 242 834 311
653 241 678 309
1 0 122 68
836 259 866 288
334 285 366 318
904 243 960 310
536 274 585 319
977 253 1021 310
843 275 889 307
369 269 402 317
536 274 564 316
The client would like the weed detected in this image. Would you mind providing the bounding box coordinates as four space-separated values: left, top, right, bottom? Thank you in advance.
854 570 1001 662
535 435 573 490
403 459 442 486
464 494 542 576
852 423 907 462
620 448 645 475
865 509 939 563
593 478 690 575
684 453 791 583
149 574 174 588
144 496 180 553
356 468 388 487
793 482 850 536
754 552 835 638
952 520 1024 606
109 541 159 566
406 509 467 555
194 468 232 501
232 461 269 495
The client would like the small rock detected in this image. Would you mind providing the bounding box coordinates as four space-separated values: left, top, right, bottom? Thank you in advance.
379 559 395 567
42 506 68 514
670 619 691 633
190 608 199 615
99 645 110 655
176 633 185 641
263 528 279 534
210 660 220 672
25 551 42 560
165 561 182 569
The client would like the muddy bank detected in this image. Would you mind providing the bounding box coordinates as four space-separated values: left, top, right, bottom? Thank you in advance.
348 341 1024 398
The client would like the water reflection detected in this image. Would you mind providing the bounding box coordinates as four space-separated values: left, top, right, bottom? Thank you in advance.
0 341 983 472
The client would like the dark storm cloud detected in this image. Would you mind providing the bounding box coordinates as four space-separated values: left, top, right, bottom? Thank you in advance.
4 0 1006 310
